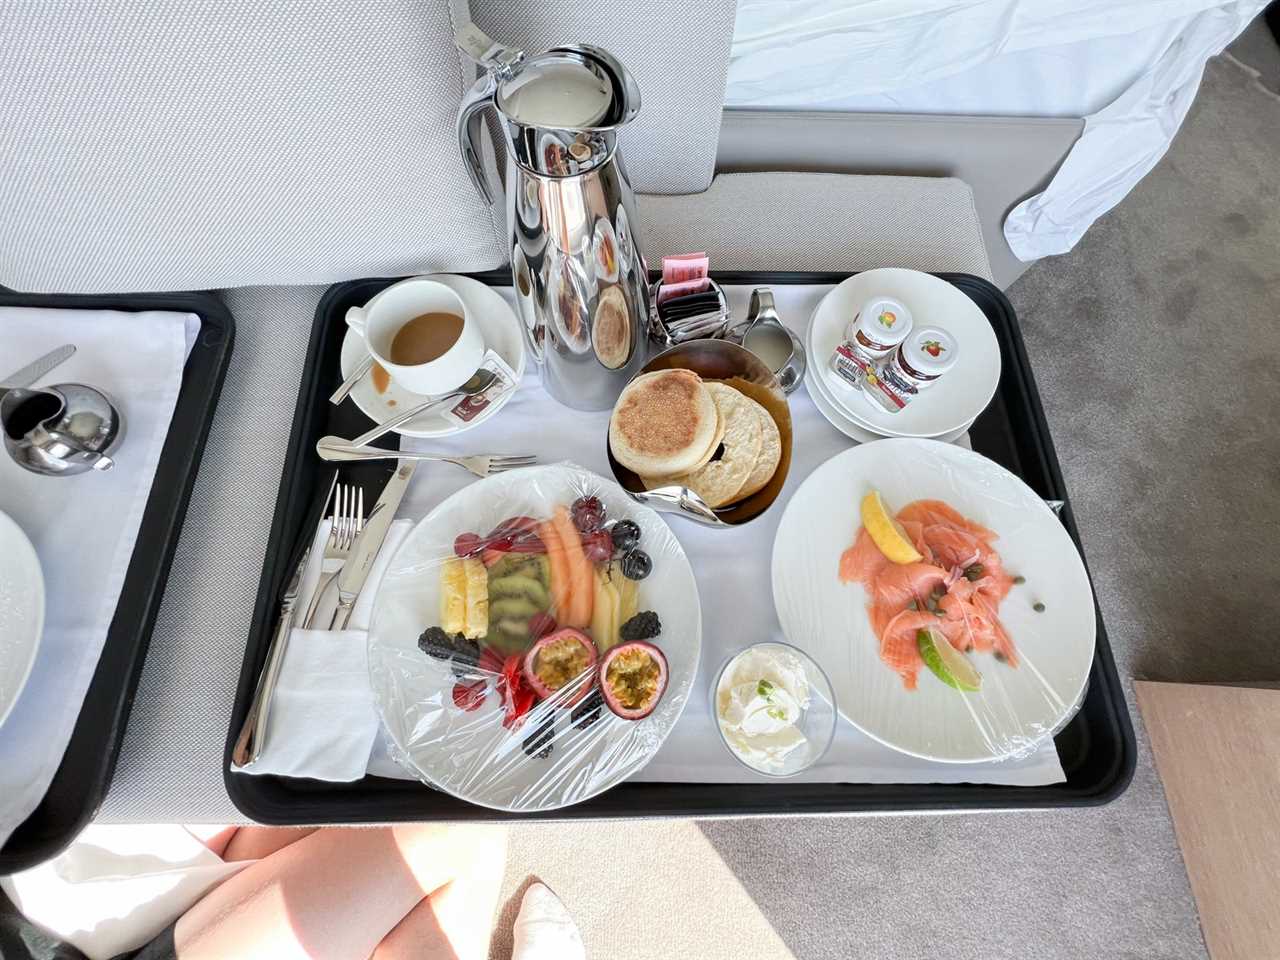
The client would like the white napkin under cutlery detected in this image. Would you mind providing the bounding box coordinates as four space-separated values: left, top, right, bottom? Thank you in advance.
233 518 412 781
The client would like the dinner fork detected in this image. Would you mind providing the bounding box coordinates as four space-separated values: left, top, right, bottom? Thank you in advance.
314 438 535 478
301 483 364 629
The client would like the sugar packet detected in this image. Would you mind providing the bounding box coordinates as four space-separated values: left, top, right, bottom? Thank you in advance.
440 349 519 426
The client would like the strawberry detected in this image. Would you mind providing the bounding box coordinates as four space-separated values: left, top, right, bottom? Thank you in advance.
478 646 506 675
499 654 536 729
451 680 486 712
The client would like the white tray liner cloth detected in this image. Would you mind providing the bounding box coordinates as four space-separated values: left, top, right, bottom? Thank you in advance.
725 0 1268 260
360 284 1064 787
0 308 198 848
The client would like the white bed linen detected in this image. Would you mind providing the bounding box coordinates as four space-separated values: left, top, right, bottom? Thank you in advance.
726 0 1267 259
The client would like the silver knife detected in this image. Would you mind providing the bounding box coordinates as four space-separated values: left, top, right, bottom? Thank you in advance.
232 473 337 767
329 460 417 629
1 344 76 389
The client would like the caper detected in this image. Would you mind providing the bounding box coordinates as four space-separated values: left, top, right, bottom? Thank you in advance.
964 564 985 581
1012 575 1026 585
1033 601 1046 613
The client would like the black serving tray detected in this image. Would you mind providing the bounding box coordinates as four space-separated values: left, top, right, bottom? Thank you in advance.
0 290 234 873
226 270 1134 822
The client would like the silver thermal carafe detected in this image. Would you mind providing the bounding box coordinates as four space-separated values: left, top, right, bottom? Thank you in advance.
456 24 651 410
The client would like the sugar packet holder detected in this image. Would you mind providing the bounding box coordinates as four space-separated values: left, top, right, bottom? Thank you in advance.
648 278 730 347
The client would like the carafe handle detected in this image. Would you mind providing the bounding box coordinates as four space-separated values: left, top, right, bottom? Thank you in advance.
455 23 524 205
457 73 499 206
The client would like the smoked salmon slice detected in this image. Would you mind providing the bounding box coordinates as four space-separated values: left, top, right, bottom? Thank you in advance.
841 497 1018 689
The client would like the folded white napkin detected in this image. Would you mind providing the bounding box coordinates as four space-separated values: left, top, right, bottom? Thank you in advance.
234 518 412 781
0 308 199 847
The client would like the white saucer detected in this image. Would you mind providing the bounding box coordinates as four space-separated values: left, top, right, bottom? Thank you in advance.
340 274 527 438
0 509 44 729
804 355 972 445
807 269 1000 439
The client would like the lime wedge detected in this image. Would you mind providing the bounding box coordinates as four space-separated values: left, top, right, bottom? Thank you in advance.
917 629 982 692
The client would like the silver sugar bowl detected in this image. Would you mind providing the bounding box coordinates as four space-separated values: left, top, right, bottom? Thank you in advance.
1 383 124 476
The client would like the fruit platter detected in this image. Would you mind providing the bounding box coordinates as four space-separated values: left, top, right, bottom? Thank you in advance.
368 463 701 812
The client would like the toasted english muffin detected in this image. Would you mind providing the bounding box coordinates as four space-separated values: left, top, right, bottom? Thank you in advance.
608 369 718 477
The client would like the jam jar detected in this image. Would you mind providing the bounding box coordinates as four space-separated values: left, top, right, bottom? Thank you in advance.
862 327 959 413
828 297 912 391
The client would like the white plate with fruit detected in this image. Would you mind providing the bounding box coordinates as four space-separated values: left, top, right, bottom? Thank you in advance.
368 463 701 812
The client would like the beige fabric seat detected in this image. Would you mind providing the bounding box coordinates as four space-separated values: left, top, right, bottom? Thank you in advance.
638 172 994 280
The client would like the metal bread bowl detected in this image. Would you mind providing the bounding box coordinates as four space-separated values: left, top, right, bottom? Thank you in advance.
606 339 793 528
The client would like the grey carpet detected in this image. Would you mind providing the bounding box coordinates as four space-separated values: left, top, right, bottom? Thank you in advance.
694 43 1280 960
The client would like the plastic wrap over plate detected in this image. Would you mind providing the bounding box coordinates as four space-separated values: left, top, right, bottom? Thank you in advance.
368 463 701 812
771 438 1095 763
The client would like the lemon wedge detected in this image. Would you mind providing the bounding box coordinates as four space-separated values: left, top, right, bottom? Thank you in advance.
860 490 923 564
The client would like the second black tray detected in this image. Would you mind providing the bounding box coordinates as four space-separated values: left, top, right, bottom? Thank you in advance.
0 290 234 872
226 270 1134 822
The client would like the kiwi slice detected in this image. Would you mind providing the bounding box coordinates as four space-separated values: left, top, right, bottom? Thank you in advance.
489 574 550 608
490 597 540 621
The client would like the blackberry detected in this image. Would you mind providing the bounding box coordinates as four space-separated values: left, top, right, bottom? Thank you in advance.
522 718 556 759
417 627 480 677
571 690 605 730
619 611 661 641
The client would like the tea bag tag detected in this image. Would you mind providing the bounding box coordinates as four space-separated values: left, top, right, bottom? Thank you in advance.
455 22 524 79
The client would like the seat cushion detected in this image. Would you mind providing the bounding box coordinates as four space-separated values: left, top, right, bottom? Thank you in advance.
637 172 993 280
469 0 738 195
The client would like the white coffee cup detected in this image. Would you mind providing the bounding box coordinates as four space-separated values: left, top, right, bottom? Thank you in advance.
345 278 484 396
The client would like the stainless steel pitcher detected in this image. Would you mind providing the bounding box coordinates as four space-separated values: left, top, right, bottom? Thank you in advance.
456 24 651 410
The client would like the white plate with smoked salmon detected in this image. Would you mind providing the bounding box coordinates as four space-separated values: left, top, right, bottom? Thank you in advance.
771 439 1095 763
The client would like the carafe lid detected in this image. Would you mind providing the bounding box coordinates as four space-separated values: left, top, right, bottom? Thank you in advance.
498 56 612 128
457 24 639 132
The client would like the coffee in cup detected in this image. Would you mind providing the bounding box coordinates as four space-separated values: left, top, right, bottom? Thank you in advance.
345 278 484 396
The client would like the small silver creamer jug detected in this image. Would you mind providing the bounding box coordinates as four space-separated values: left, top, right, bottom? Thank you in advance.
1 383 123 476
456 23 650 410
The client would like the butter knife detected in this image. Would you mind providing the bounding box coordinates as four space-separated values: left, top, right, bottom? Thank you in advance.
328 460 416 629
1 343 76 391
232 472 337 767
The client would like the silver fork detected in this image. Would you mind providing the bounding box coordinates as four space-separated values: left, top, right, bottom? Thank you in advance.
301 483 364 629
313 439 535 478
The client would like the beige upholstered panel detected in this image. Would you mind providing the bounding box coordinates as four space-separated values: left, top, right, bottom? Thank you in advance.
469 0 738 195
637 173 994 280
0 1 505 293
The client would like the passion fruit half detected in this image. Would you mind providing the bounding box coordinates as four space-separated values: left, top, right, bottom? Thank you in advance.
598 641 668 720
522 628 598 706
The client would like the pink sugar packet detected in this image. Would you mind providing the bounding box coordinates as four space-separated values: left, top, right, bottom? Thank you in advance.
658 252 710 304
441 350 519 426
661 252 709 286
656 277 711 305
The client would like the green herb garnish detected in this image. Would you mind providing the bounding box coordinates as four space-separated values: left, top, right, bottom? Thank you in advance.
767 706 786 721
756 679 775 698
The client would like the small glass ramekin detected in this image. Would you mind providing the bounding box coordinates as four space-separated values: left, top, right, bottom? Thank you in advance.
710 641 837 778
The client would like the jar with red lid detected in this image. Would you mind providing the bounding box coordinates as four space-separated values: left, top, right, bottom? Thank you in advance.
862 327 959 413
